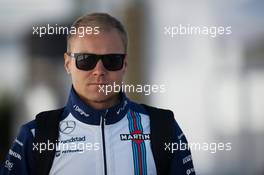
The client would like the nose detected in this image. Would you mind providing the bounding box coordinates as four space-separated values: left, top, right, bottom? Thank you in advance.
92 59 106 76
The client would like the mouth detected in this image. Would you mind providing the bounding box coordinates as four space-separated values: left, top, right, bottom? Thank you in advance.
87 83 108 86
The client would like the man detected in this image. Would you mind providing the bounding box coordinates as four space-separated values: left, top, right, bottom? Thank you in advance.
1 13 195 175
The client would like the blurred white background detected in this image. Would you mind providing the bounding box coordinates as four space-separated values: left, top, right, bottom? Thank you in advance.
0 0 264 174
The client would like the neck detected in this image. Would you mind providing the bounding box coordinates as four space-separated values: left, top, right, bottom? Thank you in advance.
82 94 120 110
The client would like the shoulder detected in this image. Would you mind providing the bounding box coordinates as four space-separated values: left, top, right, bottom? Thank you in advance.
18 107 66 139
18 120 36 140
129 101 174 116
34 107 66 120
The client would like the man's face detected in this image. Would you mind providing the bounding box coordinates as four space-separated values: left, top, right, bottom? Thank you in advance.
64 29 127 104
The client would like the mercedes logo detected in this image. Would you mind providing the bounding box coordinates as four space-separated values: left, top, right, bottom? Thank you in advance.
59 121 76 134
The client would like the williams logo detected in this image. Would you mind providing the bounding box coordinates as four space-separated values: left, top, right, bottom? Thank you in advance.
120 131 150 143
59 121 76 134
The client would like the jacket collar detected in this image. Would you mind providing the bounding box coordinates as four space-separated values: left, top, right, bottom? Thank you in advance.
66 87 130 125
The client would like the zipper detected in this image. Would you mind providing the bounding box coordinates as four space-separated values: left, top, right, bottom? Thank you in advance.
101 111 108 175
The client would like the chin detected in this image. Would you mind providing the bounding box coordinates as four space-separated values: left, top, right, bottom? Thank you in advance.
87 90 115 102
81 85 119 103
90 93 108 102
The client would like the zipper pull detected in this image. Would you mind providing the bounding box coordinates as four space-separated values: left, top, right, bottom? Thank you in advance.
104 109 108 123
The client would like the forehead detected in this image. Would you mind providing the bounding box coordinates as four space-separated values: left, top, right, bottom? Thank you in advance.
69 29 125 54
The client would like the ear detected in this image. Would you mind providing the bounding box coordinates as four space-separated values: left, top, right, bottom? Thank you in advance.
64 53 71 74
123 55 128 73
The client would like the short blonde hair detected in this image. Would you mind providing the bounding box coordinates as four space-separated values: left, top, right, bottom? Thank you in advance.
67 13 128 52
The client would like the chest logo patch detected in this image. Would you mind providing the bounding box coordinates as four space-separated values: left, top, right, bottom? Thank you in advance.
59 121 76 134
